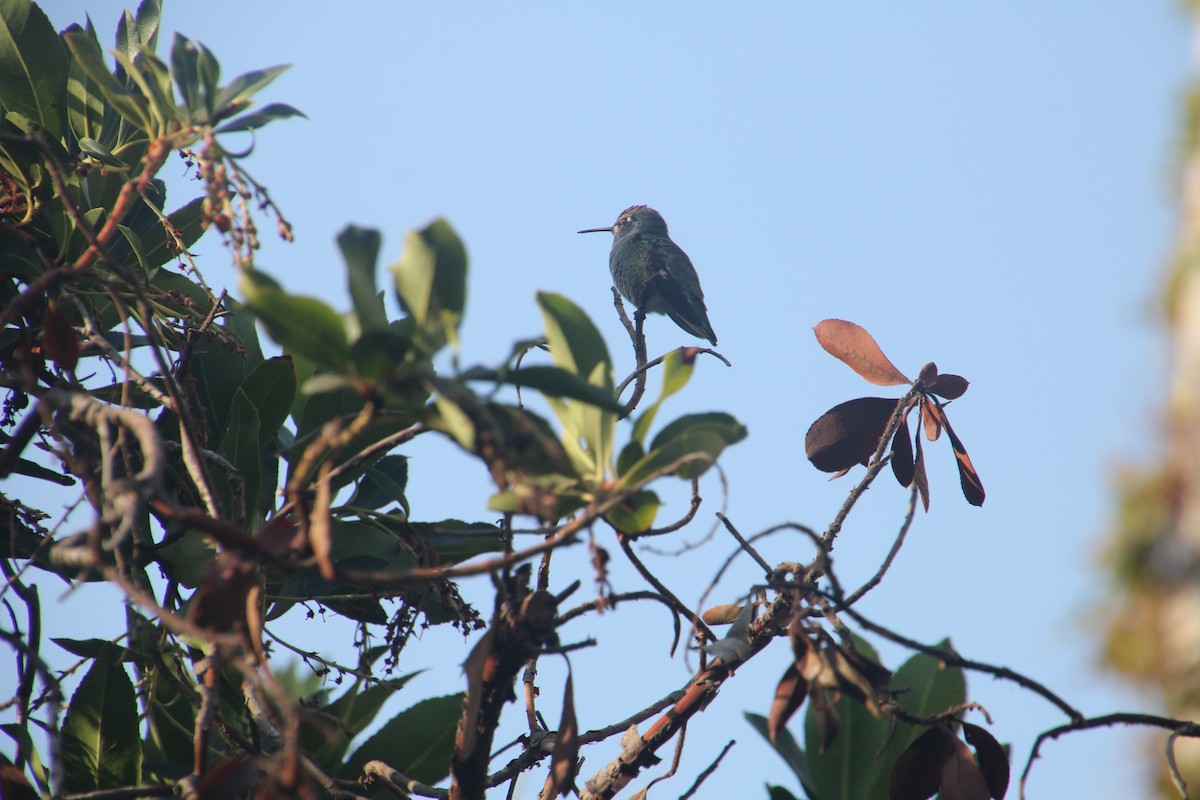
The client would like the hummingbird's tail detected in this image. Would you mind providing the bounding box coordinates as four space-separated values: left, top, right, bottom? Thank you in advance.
668 309 718 347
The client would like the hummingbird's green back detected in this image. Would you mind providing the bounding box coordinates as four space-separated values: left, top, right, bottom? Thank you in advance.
599 205 718 345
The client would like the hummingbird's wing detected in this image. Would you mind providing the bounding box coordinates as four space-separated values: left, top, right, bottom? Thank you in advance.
645 237 718 346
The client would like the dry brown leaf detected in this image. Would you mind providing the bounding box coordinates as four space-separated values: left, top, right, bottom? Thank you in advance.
962 722 1009 799
548 670 579 797
813 319 911 386
767 663 810 742
891 417 915 488
806 397 901 473
929 373 969 400
935 405 985 507
310 463 334 580
42 301 79 374
940 736 991 800
888 725 956 800
913 432 930 512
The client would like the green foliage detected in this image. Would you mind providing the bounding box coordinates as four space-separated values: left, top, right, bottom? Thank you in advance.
61 645 142 792
342 693 464 784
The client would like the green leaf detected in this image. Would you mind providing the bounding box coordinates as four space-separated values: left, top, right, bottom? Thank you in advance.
240 269 350 372
618 429 725 488
239 356 297 449
433 393 476 451
392 218 468 352
215 101 305 133
537 292 611 388
52 638 141 660
302 674 418 768
604 489 660 533
537 292 614 482
463 365 622 413
887 638 966 753
746 712 819 800
212 63 290 117
407 519 503 564
0 227 39 275
338 225 387 332
348 325 416 389
116 1 161 63
77 137 125 167
647 411 748 480
157 530 216 588
169 33 202 118
632 348 695 445
767 786 802 800
0 0 68 140
65 25 108 144
114 50 174 128
349 455 408 511
343 693 463 784
62 645 141 792
219 388 262 520
62 30 152 133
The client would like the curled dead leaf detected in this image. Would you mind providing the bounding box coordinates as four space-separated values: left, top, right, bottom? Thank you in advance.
767 663 809 743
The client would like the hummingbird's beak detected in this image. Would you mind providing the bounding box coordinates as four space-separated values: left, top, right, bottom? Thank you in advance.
577 226 613 234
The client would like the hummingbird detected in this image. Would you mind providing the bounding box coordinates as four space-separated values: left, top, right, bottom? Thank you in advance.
578 205 718 345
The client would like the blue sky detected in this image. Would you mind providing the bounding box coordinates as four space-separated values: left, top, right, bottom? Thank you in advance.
18 1 1191 797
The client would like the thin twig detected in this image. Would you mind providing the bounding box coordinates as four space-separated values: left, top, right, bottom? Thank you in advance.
678 739 736 800
840 606 1082 721
836 483 919 609
1020 714 1200 799
616 533 715 648
714 513 773 577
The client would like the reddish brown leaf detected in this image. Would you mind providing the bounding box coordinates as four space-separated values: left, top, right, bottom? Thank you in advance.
42 302 79 373
789 617 811 659
913 429 930 512
257 517 304 556
806 397 901 473
936 406 985 507
929 373 969 400
196 758 261 800
768 663 810 742
814 319 911 386
548 670 579 796
831 644 892 718
187 552 258 634
458 627 496 758
0 754 37 800
921 399 942 442
891 417 915 488
962 722 1009 799
797 638 828 685
917 362 939 384
311 463 335 580
889 725 956 800
809 686 841 753
941 736 991 800
702 603 744 625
